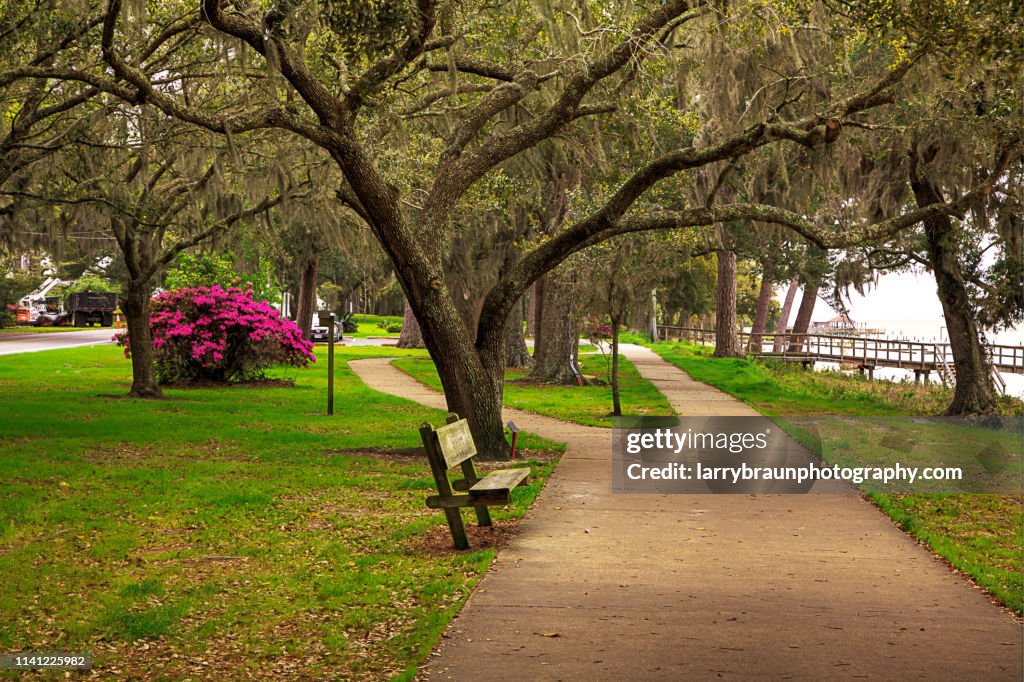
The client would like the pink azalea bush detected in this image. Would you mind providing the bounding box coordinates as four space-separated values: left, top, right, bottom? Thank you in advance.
116 286 314 383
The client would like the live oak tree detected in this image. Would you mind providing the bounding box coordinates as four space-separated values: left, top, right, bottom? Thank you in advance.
0 2 104 194
396 301 425 347
839 149 1022 415
812 0 1024 414
2 109 297 396
527 147 586 384
0 1 114 263
7 0 1016 452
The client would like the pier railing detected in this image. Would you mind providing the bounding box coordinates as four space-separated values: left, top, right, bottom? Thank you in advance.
656 326 1024 374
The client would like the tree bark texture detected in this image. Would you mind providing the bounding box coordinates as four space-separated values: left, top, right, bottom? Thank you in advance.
529 269 581 383
788 280 819 353
525 283 537 337
505 295 532 368
910 151 997 415
122 284 163 398
713 248 741 358
773 275 799 351
416 301 511 460
396 300 425 348
748 267 774 351
295 251 319 341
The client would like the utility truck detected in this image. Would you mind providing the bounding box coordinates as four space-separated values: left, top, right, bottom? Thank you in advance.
16 279 117 327
15 278 66 324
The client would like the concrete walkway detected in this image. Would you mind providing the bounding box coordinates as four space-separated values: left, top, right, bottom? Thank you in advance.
349 345 1022 680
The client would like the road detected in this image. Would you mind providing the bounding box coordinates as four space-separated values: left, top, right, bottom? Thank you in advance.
0 329 117 356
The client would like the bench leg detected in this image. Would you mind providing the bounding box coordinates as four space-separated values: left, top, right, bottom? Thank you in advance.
444 508 469 550
474 506 493 527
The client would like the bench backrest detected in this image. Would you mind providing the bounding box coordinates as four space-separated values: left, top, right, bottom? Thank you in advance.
420 414 483 504
433 418 477 468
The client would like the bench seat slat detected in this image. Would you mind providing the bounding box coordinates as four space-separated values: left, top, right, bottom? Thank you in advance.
426 492 510 509
469 468 529 495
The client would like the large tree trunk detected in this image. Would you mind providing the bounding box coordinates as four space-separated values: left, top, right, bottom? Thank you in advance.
411 293 511 460
529 270 580 383
122 282 162 398
910 150 996 415
505 296 532 368
773 275 799 351
713 248 741 358
295 252 319 340
525 283 537 336
748 267 774 352
396 300 424 348
610 312 622 415
788 280 819 353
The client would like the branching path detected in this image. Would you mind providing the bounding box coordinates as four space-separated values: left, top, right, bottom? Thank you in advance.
350 345 1021 680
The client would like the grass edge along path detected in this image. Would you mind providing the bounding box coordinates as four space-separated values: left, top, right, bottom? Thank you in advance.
392 353 675 428
0 344 561 679
644 339 1023 615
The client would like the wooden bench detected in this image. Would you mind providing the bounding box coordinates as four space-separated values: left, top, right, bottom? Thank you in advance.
419 414 530 549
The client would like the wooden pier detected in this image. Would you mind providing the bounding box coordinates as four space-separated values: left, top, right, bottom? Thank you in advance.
657 326 1024 391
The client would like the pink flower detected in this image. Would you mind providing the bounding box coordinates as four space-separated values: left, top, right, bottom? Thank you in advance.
118 285 314 382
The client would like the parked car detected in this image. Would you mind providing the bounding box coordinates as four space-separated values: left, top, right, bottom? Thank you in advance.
310 314 342 342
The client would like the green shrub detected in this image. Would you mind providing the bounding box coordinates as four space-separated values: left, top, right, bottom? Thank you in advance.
164 253 280 305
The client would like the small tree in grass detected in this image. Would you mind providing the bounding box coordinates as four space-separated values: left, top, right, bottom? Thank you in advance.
117 286 314 384
580 234 685 416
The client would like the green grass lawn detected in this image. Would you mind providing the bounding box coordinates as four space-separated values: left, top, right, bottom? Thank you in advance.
647 340 1024 614
392 353 675 427
0 344 560 679
345 313 404 338
0 325 86 334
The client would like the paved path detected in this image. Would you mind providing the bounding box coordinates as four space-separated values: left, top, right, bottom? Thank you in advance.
0 328 115 355
349 345 1022 680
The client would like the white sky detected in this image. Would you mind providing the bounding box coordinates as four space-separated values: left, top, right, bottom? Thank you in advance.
781 270 944 324
776 270 1024 346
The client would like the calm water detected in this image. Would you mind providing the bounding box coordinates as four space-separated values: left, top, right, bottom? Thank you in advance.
826 319 1024 400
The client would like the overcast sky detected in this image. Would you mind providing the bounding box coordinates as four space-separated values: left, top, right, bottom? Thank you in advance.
784 270 944 324
777 270 1024 346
